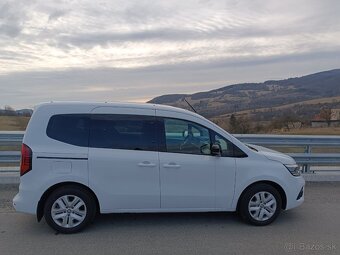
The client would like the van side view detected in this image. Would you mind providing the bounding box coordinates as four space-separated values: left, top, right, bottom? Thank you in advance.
13 102 305 233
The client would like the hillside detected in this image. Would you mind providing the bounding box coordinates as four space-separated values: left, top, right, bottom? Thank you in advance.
148 69 340 122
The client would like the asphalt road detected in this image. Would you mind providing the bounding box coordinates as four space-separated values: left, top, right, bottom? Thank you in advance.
1 183 339 255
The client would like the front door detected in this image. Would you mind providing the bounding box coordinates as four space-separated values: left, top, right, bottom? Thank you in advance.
158 117 216 209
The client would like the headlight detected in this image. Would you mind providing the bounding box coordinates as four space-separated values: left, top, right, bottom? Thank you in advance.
284 164 301 176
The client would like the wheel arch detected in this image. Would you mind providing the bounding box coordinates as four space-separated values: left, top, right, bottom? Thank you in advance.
37 182 100 222
236 180 287 211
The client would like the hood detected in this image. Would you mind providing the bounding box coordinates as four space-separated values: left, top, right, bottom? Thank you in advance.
246 144 296 165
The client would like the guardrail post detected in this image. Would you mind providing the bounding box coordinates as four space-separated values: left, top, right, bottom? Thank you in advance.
303 145 312 173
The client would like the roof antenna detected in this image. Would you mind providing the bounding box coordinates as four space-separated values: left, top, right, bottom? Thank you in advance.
183 97 197 113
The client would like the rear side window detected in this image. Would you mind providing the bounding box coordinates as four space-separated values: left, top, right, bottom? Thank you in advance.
46 114 90 146
89 114 157 151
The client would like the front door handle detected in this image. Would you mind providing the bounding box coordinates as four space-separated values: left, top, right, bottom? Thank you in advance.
138 161 156 167
163 163 181 168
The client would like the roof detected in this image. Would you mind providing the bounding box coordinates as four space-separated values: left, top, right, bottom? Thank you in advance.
36 101 201 117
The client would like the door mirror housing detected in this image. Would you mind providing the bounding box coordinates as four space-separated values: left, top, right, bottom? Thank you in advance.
211 144 221 156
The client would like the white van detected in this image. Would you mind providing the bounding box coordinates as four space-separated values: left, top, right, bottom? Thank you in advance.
13 102 305 233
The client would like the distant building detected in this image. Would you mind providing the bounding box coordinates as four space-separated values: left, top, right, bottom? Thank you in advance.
331 109 340 121
311 109 340 127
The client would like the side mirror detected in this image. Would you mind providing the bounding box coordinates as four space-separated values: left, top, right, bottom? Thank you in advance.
211 144 221 156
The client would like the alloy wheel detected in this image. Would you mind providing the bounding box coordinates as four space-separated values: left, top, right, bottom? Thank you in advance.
248 191 277 221
51 195 87 228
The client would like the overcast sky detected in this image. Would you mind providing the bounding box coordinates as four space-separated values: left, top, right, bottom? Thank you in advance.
0 0 339 109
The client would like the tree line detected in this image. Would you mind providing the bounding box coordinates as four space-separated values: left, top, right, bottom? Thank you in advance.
215 107 333 134
0 105 32 117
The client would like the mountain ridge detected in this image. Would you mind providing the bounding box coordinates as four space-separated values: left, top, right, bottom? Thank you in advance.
148 69 340 120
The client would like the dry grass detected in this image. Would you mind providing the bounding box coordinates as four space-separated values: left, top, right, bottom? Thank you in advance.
219 96 340 118
0 145 21 151
276 127 340 135
0 116 30 131
0 162 19 167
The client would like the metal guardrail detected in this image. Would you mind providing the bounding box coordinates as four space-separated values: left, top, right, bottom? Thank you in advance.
0 131 25 146
234 134 340 147
1 132 340 173
235 134 340 172
0 151 20 163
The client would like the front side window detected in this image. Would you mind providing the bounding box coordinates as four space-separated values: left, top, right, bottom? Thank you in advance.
89 114 157 151
213 133 234 157
46 114 90 147
163 118 211 155
213 132 248 158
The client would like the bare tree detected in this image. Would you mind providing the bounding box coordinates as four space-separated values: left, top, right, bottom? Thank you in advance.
229 114 238 133
320 108 332 127
4 105 15 111
3 105 16 116
229 114 251 134
270 111 299 131
238 116 251 134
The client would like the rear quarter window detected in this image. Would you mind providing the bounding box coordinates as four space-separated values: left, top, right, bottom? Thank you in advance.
46 114 90 147
89 114 157 151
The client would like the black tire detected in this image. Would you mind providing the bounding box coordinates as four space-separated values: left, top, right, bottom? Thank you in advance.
238 183 282 226
44 185 96 234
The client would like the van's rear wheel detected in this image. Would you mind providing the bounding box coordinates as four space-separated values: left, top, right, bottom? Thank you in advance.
238 183 282 226
44 185 96 233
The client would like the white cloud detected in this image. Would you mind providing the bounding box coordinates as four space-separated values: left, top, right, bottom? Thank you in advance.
0 0 339 108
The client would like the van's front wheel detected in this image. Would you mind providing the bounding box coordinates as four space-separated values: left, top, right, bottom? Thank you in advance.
238 183 282 226
44 186 96 233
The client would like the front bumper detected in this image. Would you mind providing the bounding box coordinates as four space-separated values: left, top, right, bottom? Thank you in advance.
285 176 305 210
